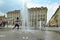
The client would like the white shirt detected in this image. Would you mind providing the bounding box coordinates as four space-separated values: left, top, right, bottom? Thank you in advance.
14 19 20 25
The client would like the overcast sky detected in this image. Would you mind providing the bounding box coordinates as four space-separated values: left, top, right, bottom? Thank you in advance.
0 0 60 22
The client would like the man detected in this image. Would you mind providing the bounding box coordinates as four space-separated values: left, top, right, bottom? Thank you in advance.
13 17 20 29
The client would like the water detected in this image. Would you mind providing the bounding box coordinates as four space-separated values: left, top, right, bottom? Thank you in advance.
20 0 43 31
21 0 30 31
39 21 42 29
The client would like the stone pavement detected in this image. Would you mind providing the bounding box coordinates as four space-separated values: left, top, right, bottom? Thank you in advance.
45 27 60 31
1 25 60 33
41 27 60 33
0 26 60 40
0 29 60 40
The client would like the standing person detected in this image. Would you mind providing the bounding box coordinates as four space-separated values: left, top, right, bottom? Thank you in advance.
0 21 2 27
12 17 20 29
2 21 6 27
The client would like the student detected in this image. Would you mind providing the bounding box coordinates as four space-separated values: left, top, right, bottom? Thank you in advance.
13 17 20 29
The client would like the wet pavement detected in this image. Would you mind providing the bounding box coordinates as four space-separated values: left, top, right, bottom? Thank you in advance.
0 29 60 40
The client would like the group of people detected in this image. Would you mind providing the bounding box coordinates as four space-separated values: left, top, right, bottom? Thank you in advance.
0 21 6 27
0 17 20 29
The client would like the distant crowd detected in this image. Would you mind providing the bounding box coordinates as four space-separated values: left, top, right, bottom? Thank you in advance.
0 20 7 27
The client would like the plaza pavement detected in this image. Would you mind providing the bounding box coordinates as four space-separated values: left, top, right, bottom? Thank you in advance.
0 25 60 33
0 25 60 40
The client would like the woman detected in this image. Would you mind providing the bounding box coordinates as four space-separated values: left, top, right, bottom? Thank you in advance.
13 17 20 29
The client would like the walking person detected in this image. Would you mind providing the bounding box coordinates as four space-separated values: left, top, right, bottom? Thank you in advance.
2 21 6 27
12 17 20 30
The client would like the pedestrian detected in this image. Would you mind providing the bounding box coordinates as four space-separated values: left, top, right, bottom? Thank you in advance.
2 21 6 27
0 21 2 27
12 17 20 29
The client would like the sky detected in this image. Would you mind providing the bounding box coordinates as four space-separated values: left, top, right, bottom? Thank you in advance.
0 0 60 23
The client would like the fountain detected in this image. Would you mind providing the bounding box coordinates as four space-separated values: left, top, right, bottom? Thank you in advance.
20 0 32 32
39 21 42 30
20 0 43 32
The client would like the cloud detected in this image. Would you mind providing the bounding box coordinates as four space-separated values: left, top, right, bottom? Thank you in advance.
0 12 5 16
0 0 4 5
27 3 41 8
10 0 29 5
27 0 51 8
47 3 59 23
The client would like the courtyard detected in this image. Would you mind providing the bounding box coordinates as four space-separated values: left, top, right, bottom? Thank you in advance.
0 27 60 40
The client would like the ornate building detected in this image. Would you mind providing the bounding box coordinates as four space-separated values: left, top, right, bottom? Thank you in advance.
7 10 22 25
28 7 47 28
49 6 60 27
7 7 47 28
0 16 6 21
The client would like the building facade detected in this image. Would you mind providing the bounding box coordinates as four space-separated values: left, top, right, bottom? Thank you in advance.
7 7 47 28
0 16 6 21
49 17 57 27
28 7 47 28
7 10 22 25
49 6 60 27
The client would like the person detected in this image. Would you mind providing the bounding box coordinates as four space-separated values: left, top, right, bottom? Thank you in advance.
2 20 6 27
0 21 2 27
12 17 20 29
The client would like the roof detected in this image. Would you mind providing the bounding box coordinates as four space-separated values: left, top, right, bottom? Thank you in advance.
7 7 48 14
28 7 48 11
0 16 5 18
7 10 20 14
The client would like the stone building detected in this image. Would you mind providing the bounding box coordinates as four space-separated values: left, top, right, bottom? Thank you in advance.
49 17 57 27
7 10 22 25
0 15 6 21
7 7 47 28
49 6 60 27
28 7 47 28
